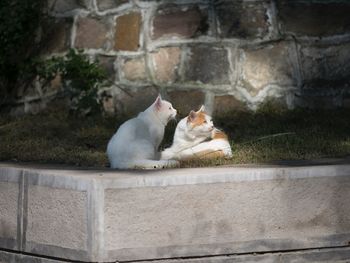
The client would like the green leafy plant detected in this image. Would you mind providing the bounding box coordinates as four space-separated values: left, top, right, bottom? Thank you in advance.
37 49 108 115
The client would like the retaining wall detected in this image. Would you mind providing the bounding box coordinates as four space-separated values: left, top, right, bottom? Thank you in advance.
14 0 350 115
0 163 350 262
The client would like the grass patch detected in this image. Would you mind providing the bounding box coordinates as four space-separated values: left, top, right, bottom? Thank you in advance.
1 104 350 168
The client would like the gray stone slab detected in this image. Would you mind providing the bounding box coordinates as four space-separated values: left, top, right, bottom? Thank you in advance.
0 167 22 251
0 249 62 263
0 163 350 262
134 247 350 263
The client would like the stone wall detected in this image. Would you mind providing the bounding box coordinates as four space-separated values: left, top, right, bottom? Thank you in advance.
18 0 350 116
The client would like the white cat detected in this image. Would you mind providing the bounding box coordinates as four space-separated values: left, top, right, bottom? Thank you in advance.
107 95 178 169
161 106 214 160
161 106 232 161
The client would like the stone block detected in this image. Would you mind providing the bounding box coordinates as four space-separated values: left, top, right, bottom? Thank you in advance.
26 186 87 250
0 249 61 263
184 45 230 85
42 18 72 54
215 0 269 39
277 2 350 37
24 173 90 262
48 0 91 13
0 182 18 250
238 42 296 96
151 47 181 84
114 86 159 116
300 42 350 90
96 0 129 11
213 95 247 116
102 165 350 261
152 5 208 40
167 90 205 116
1 163 350 262
75 17 109 49
114 12 142 51
97 55 116 80
0 168 22 251
120 57 148 82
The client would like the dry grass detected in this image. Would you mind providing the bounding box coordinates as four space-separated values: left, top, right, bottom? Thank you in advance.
1 103 350 168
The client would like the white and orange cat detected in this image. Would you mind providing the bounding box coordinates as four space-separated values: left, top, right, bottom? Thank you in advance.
107 95 178 169
175 128 233 160
161 106 232 160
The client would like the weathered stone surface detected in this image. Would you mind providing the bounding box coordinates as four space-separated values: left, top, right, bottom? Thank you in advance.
103 168 350 261
114 12 142 51
152 5 207 40
48 0 91 13
114 86 159 116
1 163 350 262
96 0 129 11
0 182 18 249
75 17 109 49
215 0 269 39
133 247 350 263
213 95 246 116
184 45 230 85
167 90 205 116
121 57 147 82
300 43 350 90
0 250 62 263
42 18 72 54
278 2 350 37
151 47 181 83
97 56 116 80
239 42 296 96
26 186 88 251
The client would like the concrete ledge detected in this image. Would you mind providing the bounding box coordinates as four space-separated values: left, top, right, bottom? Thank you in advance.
0 163 350 262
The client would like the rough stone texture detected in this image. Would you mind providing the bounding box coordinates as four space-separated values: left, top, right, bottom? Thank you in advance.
1 163 350 262
0 250 62 263
134 247 350 263
213 95 247 116
48 0 92 13
97 55 116 80
151 47 181 84
114 12 142 51
215 0 269 39
96 0 129 11
26 186 88 251
42 18 72 54
104 173 350 260
152 5 207 40
239 42 296 96
167 90 205 116
75 17 109 49
114 86 159 116
300 42 350 90
184 45 230 85
0 182 18 249
278 2 350 37
121 57 148 82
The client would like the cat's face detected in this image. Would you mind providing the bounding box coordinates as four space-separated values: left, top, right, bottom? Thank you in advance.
153 95 177 124
186 106 214 136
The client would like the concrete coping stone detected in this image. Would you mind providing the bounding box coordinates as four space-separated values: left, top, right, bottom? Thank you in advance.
1 162 350 188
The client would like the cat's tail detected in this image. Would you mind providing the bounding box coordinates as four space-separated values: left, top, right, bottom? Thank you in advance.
111 159 179 169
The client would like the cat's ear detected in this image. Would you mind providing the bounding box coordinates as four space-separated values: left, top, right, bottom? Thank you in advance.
197 105 205 113
187 110 197 122
154 95 162 111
